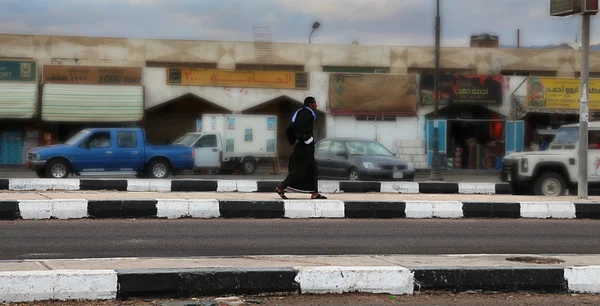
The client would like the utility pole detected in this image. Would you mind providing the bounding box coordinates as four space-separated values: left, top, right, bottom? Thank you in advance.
578 13 590 199
430 0 443 181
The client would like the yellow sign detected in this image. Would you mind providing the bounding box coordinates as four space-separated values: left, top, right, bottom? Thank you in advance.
526 77 600 110
167 68 309 90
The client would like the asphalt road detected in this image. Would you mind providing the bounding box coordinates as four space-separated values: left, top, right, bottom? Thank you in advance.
1 219 598 260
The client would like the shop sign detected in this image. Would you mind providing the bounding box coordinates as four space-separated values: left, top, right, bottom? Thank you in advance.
329 73 417 115
43 65 142 85
0 59 37 82
167 68 309 90
420 74 503 105
526 77 600 110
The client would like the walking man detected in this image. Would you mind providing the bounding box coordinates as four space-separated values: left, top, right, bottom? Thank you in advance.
276 96 327 199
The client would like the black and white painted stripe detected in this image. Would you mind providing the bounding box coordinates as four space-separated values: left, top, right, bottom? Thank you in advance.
0 178 511 194
1 199 599 220
1 265 599 302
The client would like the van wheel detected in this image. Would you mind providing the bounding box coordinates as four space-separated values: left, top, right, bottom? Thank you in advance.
148 160 170 179
534 172 566 196
241 159 256 175
46 159 70 179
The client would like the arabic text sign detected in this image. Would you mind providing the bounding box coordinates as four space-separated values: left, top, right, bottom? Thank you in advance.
526 77 600 110
0 60 37 82
43 65 143 85
167 68 309 89
550 0 578 16
420 74 503 105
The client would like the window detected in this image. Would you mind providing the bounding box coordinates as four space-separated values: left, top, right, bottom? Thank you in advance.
85 132 111 148
330 141 347 158
589 130 600 149
315 140 331 157
195 135 217 148
117 132 137 148
346 140 393 157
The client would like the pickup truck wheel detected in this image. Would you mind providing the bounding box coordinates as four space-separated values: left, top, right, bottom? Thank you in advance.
46 160 70 179
534 172 566 196
148 160 170 179
241 160 256 175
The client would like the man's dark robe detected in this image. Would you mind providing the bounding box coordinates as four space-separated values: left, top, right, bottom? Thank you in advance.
278 107 319 193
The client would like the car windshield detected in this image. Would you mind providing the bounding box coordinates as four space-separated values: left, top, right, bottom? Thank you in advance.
551 127 579 145
345 140 393 157
173 134 199 146
65 130 90 145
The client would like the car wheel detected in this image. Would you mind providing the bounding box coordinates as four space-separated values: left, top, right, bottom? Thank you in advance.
534 172 566 196
45 159 70 179
348 168 360 181
148 160 170 179
241 159 256 175
35 169 47 178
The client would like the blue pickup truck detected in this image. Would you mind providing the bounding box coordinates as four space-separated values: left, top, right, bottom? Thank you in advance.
26 128 195 179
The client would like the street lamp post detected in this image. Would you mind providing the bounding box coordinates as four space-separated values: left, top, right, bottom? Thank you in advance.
430 0 443 181
309 21 320 44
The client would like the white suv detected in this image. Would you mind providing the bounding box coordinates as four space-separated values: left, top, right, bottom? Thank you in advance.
501 121 600 196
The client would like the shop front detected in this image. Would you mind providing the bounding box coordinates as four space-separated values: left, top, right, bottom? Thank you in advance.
41 65 144 143
515 77 599 151
0 59 40 166
421 74 508 171
327 73 419 159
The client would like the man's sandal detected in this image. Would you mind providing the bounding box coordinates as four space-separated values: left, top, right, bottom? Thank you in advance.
311 193 327 199
275 187 288 199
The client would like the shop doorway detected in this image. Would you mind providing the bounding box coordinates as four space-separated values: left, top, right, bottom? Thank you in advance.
426 105 507 171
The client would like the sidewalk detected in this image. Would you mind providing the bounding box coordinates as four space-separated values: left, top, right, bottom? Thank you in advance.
2 255 600 302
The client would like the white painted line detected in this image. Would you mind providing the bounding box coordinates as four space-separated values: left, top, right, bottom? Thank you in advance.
51 200 88 219
565 266 600 293
217 180 237 192
520 202 549 219
432 201 463 218
404 201 434 219
0 270 117 302
458 183 496 194
156 199 189 219
547 202 576 219
18 200 52 220
235 180 258 192
295 266 413 295
284 200 317 219
126 179 171 192
318 181 340 194
188 199 220 218
380 182 419 194
314 200 345 218
9 179 80 191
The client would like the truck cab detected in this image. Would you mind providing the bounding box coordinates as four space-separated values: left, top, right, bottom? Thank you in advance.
501 121 600 196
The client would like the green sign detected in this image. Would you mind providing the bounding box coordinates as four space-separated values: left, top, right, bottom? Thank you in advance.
550 0 578 16
0 60 37 82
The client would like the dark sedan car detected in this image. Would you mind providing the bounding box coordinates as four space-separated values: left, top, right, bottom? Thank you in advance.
314 138 415 181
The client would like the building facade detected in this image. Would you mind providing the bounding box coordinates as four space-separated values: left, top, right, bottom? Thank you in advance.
1 33 599 169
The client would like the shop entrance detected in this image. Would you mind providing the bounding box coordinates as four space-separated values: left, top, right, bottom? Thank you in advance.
426 105 507 171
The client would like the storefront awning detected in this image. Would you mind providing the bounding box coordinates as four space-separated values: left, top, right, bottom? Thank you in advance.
42 84 143 122
0 83 38 119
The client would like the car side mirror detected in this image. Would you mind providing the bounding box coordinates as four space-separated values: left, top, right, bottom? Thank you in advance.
392 153 397 157
80 141 90 149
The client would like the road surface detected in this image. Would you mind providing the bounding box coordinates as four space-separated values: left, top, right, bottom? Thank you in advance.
2 219 598 260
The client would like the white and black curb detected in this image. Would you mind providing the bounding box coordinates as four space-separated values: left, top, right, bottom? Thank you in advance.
2 266 600 302
0 178 511 194
1 199 600 220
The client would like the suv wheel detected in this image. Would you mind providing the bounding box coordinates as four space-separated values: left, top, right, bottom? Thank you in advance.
534 172 566 196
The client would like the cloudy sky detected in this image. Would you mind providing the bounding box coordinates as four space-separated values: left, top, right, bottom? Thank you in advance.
0 0 598 47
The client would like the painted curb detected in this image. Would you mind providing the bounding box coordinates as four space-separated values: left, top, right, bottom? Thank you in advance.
1 266 599 302
0 178 511 194
1 199 599 220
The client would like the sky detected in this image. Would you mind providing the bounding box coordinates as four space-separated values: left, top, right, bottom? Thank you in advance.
0 0 598 47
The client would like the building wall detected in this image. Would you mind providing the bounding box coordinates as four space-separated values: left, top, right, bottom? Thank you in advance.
1 34 599 77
